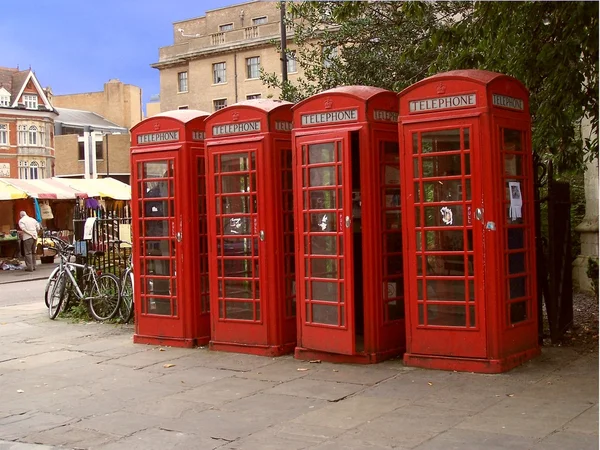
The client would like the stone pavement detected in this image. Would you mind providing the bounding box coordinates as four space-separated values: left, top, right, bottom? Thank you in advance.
0 297 597 450
0 259 57 285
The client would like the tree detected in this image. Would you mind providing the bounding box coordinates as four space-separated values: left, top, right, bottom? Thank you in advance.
262 1 598 166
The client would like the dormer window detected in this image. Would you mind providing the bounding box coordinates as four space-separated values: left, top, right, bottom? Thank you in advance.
23 94 38 109
0 88 9 107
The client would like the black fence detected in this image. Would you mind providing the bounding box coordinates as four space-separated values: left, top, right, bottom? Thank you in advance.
73 203 132 278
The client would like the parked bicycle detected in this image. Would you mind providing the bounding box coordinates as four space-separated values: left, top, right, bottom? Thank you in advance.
47 242 120 321
41 232 73 308
109 239 134 323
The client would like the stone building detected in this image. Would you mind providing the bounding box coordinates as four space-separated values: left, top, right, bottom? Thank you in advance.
51 79 142 129
152 0 299 113
0 67 57 179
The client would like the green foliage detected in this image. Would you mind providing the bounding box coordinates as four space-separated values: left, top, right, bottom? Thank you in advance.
62 299 91 322
263 1 598 168
587 257 599 298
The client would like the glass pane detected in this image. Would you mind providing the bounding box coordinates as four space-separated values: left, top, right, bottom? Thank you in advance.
421 129 461 153
147 298 171 315
510 301 527 323
308 235 337 255
424 255 465 276
469 305 476 327
223 259 253 278
225 301 255 320
418 303 424 324
425 279 466 301
143 200 168 217
144 181 168 198
221 153 249 172
222 217 252 235
425 230 464 251
384 164 400 186
143 161 168 178
224 280 255 299
310 190 336 209
311 281 338 302
145 259 171 276
222 238 254 256
312 303 338 325
507 228 524 249
386 255 403 275
387 300 404 321
145 220 169 237
222 175 249 194
503 129 522 151
504 154 523 176
147 277 171 296
385 211 401 230
509 252 526 274
509 276 526 299
309 213 337 232
412 133 418 154
424 205 464 226
144 240 170 257
421 155 462 177
427 304 466 327
221 196 250 214
310 258 338 279
309 167 336 187
309 143 335 164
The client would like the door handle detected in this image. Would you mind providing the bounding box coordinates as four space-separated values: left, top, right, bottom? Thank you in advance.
176 231 182 242
259 230 265 241
345 216 351 228
475 208 484 222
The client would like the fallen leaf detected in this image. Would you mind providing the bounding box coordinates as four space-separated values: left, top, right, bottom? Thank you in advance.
16 389 24 393
163 364 176 368
159 348 166 352
333 369 339 372
427 382 433 386
507 394 515 397
297 368 309 371
309 360 321 364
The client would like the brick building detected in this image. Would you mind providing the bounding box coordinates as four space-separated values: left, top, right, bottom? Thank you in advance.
152 1 300 113
0 67 57 179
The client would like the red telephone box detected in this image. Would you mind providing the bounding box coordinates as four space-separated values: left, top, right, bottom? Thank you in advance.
398 70 539 373
204 99 296 356
292 86 404 364
130 110 211 348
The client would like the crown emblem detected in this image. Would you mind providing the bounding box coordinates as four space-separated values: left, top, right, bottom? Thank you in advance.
232 112 239 122
436 83 446 95
324 97 333 109
153 123 160 131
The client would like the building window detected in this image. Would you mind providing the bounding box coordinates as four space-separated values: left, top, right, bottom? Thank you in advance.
219 23 233 32
18 125 27 145
323 46 338 68
40 127 46 147
0 124 7 145
246 94 261 100
287 50 297 73
95 140 103 160
19 162 28 180
0 95 9 107
252 16 267 25
213 99 227 111
78 141 85 161
246 56 260 79
212 62 226 84
28 126 38 146
23 94 38 109
29 161 39 179
178 71 188 93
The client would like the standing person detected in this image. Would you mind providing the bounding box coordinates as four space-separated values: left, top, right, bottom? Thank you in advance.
18 211 40 272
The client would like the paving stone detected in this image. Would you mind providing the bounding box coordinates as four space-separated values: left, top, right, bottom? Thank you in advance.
235 358 311 383
304 362 399 385
292 396 402 430
22 425 119 448
147 365 238 387
0 350 85 371
413 384 505 412
221 392 328 422
76 410 163 437
361 372 450 402
167 376 275 406
412 428 537 450
266 378 363 401
309 433 399 450
0 412 74 441
562 404 599 435
123 396 208 419
100 347 188 369
92 427 220 450
184 349 277 372
532 430 599 450
0 440 55 450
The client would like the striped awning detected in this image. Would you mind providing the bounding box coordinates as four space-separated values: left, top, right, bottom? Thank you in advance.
0 177 131 200
0 179 28 200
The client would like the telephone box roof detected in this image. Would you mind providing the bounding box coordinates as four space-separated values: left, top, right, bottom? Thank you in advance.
153 109 211 123
222 98 292 113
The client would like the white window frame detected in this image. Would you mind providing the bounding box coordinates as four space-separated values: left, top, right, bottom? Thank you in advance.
287 50 297 74
252 16 267 26
246 93 261 100
29 161 40 179
177 71 188 93
18 125 27 145
219 23 233 32
213 98 227 111
0 95 9 107
23 94 38 109
212 62 227 84
246 56 260 79
28 126 38 146
0 124 8 145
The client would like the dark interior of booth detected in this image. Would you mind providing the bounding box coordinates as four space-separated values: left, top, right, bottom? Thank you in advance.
351 130 365 352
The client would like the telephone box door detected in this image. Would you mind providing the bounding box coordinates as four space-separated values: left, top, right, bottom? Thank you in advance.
403 121 487 358
296 132 355 355
134 153 181 321
208 141 267 343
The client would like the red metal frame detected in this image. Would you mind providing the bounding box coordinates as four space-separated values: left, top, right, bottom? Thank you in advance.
204 100 295 356
130 110 211 347
292 86 404 364
398 70 539 373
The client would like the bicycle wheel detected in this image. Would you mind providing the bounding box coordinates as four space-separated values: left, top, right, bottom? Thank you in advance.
48 271 67 320
44 266 61 308
88 273 120 321
118 271 134 323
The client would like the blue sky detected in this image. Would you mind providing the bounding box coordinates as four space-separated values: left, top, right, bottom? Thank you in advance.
0 0 235 114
